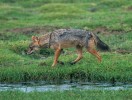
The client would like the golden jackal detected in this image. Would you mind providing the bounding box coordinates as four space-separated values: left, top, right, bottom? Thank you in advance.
26 29 109 67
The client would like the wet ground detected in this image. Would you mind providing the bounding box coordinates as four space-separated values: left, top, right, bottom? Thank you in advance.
0 81 132 92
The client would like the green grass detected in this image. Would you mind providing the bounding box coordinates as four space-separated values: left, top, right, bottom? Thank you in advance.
0 90 132 100
0 0 132 83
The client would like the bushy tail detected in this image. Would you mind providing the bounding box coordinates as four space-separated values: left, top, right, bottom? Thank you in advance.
91 33 110 51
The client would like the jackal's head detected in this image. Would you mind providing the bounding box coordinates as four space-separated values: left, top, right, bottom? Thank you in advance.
26 36 40 54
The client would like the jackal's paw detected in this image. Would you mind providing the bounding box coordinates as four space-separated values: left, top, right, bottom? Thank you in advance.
57 61 64 65
69 62 76 65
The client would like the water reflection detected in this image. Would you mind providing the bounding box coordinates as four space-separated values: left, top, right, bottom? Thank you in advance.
0 81 132 92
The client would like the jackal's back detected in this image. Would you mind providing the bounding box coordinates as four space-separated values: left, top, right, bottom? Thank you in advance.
50 29 90 47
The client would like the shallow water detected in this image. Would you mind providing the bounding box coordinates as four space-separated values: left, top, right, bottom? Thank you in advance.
0 81 132 92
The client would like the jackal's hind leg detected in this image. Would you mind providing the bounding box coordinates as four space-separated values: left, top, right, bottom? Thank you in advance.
52 48 61 67
70 46 83 65
87 49 101 62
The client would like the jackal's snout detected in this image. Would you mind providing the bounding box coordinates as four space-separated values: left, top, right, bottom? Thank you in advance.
26 36 40 54
26 47 34 55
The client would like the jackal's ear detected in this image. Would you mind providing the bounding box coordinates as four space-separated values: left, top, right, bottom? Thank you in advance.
32 36 39 42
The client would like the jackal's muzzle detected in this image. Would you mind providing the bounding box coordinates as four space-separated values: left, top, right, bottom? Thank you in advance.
26 45 40 55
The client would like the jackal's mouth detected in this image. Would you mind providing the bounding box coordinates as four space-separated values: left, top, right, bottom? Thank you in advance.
26 50 33 55
26 49 35 55
26 51 33 55
26 46 40 55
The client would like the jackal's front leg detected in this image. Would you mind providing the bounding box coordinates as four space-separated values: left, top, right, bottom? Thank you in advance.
70 47 83 65
52 48 61 67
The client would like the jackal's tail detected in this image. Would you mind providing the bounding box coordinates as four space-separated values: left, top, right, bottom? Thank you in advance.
91 33 110 51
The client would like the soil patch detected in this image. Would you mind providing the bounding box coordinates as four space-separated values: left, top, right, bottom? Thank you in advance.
127 6 132 11
6 26 61 34
93 27 109 34
115 49 132 54
5 26 132 35
93 27 132 35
